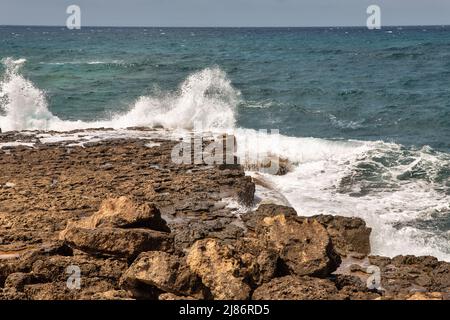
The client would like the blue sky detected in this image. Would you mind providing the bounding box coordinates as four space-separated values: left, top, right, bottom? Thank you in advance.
1 0 449 27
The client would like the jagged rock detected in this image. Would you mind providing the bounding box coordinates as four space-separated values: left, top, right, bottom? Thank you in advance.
121 251 205 298
367 255 450 296
245 205 371 259
233 237 280 287
79 197 170 232
241 204 297 232
332 274 381 300
59 197 173 258
307 215 371 258
22 278 118 300
91 290 134 300
0 287 27 300
252 276 345 300
30 255 128 283
159 292 197 300
172 218 245 251
4 272 37 291
256 214 341 277
186 238 251 300
61 227 173 258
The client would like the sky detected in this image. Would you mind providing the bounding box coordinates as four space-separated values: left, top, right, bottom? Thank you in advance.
0 0 449 27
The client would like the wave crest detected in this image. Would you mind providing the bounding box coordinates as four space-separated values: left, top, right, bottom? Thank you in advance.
0 58 239 132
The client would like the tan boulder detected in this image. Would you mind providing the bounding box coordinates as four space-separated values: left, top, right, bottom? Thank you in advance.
186 238 251 300
121 251 205 298
62 227 173 258
257 214 340 277
62 196 170 232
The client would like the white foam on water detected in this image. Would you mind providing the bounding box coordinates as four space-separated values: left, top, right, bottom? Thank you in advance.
1 57 449 261
237 130 450 261
1 58 238 132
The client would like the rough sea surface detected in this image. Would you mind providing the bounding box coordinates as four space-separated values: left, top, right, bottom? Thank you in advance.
0 26 449 260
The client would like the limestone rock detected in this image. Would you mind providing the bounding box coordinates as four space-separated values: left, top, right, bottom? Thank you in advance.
91 290 134 300
256 214 341 277
159 292 197 300
121 251 205 298
186 238 251 300
406 292 448 300
241 204 297 233
62 227 173 258
252 276 344 300
308 215 371 258
368 255 450 296
83 197 170 232
233 237 279 287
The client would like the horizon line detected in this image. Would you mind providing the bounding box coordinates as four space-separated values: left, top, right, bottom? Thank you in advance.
1 24 449 29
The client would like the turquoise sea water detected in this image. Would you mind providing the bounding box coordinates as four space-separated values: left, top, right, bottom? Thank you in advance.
1 26 450 149
0 26 449 260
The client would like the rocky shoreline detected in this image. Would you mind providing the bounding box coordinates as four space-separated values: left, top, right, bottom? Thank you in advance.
0 130 449 300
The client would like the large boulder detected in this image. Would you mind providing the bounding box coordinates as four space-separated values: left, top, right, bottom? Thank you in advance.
85 197 170 232
186 238 251 300
255 214 341 277
241 204 297 232
244 205 372 259
252 276 344 300
307 215 371 258
121 251 205 298
60 197 172 258
232 237 279 287
62 227 173 258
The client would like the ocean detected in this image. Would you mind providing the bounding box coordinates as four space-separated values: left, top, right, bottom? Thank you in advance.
0 26 449 260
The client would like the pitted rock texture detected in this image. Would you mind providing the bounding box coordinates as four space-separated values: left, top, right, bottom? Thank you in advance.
0 131 448 300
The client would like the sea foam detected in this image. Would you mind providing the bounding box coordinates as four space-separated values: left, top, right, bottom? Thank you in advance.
1 57 449 261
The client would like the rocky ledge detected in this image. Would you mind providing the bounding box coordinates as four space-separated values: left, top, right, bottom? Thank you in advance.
0 131 449 300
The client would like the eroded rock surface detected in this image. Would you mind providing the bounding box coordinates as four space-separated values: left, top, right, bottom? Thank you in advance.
186 238 251 300
0 131 448 300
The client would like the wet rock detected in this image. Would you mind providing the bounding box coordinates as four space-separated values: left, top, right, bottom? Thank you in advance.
186 238 251 300
243 155 293 176
121 251 205 298
332 274 381 300
252 276 344 300
255 214 341 277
